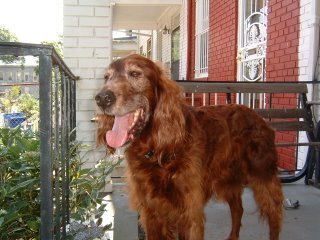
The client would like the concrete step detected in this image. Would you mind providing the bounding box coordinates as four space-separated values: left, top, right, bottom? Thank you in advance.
111 166 126 184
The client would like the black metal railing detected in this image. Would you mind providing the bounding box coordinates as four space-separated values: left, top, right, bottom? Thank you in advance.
0 42 78 239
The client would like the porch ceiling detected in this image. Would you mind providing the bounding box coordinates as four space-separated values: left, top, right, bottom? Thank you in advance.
112 0 182 30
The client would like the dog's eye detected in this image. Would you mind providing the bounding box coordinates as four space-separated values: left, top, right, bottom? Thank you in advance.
129 71 141 78
104 73 110 82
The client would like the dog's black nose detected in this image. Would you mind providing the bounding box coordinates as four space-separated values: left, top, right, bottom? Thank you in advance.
95 90 116 108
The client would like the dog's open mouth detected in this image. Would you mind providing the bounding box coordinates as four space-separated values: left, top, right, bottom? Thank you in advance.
106 108 144 148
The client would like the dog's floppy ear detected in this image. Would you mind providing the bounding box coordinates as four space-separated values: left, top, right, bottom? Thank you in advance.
151 64 186 160
95 114 115 154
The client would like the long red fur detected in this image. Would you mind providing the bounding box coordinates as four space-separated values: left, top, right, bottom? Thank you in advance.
96 54 283 240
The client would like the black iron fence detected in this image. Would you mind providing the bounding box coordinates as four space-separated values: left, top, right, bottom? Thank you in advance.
0 42 78 239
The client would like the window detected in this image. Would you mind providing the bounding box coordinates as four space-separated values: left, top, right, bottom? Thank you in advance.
17 71 22 82
171 27 180 63
171 27 181 80
195 0 209 78
0 71 3 81
147 38 152 59
33 71 39 82
8 72 13 81
24 72 30 82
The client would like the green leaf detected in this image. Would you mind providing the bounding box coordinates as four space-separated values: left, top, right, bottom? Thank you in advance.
78 168 92 175
0 211 19 227
27 220 40 231
96 218 102 226
8 178 38 195
103 222 112 231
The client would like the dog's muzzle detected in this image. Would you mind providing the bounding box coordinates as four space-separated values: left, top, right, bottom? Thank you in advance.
95 90 116 109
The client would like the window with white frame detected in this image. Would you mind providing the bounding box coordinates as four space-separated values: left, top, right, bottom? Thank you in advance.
24 72 30 82
0 71 4 81
195 0 209 78
17 71 22 82
8 72 13 81
33 71 39 82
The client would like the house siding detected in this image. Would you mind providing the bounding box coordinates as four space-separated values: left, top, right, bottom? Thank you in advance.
63 0 112 191
187 0 238 81
266 0 300 170
266 0 300 82
208 0 238 81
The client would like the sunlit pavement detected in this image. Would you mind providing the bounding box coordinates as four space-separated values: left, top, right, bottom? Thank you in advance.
102 181 320 240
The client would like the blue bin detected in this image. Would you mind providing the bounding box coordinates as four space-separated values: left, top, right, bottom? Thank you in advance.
3 113 26 128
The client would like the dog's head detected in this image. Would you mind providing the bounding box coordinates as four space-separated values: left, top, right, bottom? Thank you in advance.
95 54 185 153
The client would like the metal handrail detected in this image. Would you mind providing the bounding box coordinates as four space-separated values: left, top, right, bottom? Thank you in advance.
0 42 78 81
0 42 78 239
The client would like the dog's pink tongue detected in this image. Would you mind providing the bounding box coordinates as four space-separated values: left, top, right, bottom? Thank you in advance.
106 113 132 148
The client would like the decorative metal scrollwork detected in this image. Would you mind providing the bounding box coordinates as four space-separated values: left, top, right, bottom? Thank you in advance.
241 12 267 82
247 24 260 45
245 59 262 81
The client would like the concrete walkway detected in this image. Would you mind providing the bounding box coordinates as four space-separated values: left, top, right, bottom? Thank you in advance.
102 181 320 240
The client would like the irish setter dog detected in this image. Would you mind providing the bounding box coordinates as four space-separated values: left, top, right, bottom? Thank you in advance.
95 54 283 240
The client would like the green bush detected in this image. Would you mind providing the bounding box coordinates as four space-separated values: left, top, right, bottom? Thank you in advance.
0 128 117 239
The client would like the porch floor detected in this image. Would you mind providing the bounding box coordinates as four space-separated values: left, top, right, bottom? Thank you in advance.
102 180 320 240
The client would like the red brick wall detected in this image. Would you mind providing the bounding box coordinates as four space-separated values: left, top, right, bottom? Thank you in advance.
187 0 300 82
266 0 300 169
266 0 299 82
208 0 238 81
186 0 300 170
187 0 238 81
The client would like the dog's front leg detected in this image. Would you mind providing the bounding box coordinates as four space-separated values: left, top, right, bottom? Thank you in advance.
177 211 205 240
142 213 175 240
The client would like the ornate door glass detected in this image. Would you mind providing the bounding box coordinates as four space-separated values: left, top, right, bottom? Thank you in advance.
239 0 267 82
238 0 267 107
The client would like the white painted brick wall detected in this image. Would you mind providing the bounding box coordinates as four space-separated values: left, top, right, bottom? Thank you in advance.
64 6 94 16
79 0 108 6
78 58 109 68
79 17 110 27
63 0 112 189
95 27 109 37
63 37 78 47
95 48 109 57
78 37 110 47
95 7 109 17
64 16 79 26
64 0 78 5
64 48 94 58
64 27 94 37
